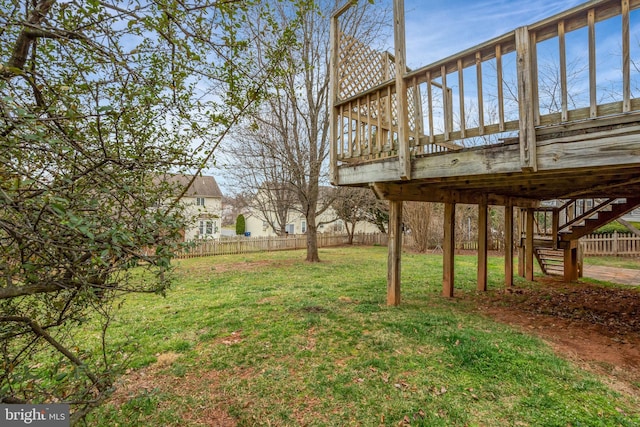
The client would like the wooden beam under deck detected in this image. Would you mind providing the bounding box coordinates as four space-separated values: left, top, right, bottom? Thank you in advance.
370 182 541 207
338 116 640 198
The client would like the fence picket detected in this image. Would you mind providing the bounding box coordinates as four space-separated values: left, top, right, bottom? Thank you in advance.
581 232 640 257
173 232 640 259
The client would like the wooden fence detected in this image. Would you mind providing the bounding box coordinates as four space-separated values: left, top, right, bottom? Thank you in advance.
176 234 352 258
581 232 640 257
175 232 640 259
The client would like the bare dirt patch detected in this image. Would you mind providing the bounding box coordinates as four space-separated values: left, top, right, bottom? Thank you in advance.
108 353 239 426
463 276 640 396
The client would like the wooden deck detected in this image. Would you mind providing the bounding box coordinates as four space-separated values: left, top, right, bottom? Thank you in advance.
330 0 640 304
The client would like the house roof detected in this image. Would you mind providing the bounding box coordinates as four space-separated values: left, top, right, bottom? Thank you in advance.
162 174 223 198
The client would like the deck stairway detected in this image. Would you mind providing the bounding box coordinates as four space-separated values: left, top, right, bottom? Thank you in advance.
533 197 640 276
534 247 564 276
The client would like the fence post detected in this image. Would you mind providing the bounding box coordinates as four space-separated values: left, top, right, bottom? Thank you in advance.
613 231 618 256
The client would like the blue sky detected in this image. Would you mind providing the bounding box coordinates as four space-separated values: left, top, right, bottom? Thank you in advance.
396 0 586 69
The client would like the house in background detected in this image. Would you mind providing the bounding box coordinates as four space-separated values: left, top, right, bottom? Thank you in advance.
243 197 380 238
163 174 223 240
623 207 640 223
243 188 380 237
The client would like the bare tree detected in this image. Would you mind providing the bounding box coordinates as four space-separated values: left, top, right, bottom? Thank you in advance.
223 119 298 235
403 202 434 252
364 197 390 234
228 0 390 261
331 187 380 244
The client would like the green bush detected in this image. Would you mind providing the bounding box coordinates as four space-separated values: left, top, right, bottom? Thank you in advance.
593 220 640 234
235 214 246 235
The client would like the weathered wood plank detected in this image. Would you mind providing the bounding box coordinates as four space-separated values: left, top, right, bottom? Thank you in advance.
394 0 411 180
387 200 402 305
516 26 538 172
505 204 514 287
623 0 631 112
564 245 579 282
518 209 525 278
588 8 597 119
526 208 535 281
477 200 488 291
426 71 434 144
337 125 640 186
329 12 340 184
443 202 455 297
370 183 540 207
496 44 505 132
458 58 466 138
558 19 568 122
476 52 484 136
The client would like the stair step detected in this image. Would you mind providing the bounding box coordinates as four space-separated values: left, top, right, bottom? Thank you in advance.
536 249 562 256
542 263 563 269
540 256 563 262
536 253 563 260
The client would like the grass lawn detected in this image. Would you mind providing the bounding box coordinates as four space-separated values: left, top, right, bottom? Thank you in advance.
584 256 640 270
86 247 640 426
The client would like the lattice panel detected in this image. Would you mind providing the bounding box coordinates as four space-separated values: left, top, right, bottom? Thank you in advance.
338 33 395 100
335 33 424 162
338 33 419 132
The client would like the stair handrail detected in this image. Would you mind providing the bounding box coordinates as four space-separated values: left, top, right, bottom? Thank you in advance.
556 198 616 233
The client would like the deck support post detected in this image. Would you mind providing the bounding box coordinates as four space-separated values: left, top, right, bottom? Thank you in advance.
387 200 403 305
526 207 535 281
505 204 514 287
443 202 456 297
477 201 488 291
563 241 579 282
328 5 344 185
393 0 411 180
578 243 584 278
516 26 538 172
517 208 525 277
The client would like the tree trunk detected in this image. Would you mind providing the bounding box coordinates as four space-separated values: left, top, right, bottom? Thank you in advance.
347 222 355 244
306 219 320 262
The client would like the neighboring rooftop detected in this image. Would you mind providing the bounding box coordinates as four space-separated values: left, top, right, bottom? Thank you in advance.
161 174 223 198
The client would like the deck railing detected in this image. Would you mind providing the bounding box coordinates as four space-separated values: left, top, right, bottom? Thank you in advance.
331 0 640 180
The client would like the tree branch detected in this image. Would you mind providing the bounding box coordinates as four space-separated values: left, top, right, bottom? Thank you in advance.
0 316 107 391
2 0 56 78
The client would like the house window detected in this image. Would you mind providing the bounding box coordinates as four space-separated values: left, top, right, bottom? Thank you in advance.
286 224 295 235
196 197 205 206
199 220 214 236
301 220 307 233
